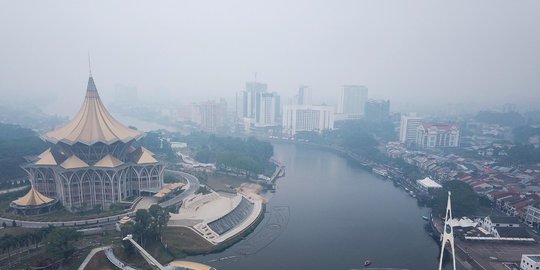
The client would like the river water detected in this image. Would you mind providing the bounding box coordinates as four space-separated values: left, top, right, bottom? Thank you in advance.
186 142 459 270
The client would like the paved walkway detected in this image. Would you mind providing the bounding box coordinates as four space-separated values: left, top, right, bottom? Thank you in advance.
104 246 138 270
78 245 111 270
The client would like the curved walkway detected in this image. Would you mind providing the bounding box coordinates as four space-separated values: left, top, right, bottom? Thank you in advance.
104 246 138 270
0 170 199 228
78 245 111 270
160 170 200 208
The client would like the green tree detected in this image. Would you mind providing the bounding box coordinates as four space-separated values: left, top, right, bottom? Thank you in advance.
120 221 136 256
430 180 479 217
134 209 152 246
44 228 81 259
149 205 170 241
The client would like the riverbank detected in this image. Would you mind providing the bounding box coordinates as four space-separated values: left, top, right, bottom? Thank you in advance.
164 203 266 256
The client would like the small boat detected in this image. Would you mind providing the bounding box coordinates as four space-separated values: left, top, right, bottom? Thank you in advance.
364 259 373 267
422 216 429 221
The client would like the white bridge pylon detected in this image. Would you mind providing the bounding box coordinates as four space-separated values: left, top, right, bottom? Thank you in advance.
123 234 166 270
438 191 456 270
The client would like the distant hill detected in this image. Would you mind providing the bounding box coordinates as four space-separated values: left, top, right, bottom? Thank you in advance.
0 123 48 185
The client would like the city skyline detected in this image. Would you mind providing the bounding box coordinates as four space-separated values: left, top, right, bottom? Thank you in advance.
1 1 540 116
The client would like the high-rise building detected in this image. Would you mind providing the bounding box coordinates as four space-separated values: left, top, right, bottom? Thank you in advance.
235 91 247 119
365 99 390 122
18 75 163 212
236 81 267 120
256 93 278 127
246 81 267 119
297 85 312 105
282 104 334 135
192 100 227 132
399 114 423 143
337 85 368 118
416 124 460 148
236 82 280 128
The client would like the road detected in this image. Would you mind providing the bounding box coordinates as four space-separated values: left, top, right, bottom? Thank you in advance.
0 170 199 228
0 185 30 195
159 170 200 208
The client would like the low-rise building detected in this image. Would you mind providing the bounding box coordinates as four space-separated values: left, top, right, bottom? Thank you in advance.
479 216 520 235
416 124 460 148
282 104 334 135
416 177 442 192
521 254 540 270
525 205 540 228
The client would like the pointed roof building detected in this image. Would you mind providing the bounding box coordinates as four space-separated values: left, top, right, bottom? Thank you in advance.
95 154 124 168
12 186 55 207
42 76 143 146
60 155 89 169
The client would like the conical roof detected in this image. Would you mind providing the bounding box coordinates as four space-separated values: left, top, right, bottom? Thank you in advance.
42 76 143 146
12 186 55 206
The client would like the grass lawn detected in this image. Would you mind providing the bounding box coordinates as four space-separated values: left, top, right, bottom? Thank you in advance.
162 227 215 256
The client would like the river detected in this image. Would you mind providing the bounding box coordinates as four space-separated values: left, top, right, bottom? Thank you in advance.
185 142 460 270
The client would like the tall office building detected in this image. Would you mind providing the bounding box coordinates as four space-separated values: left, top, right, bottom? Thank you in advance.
365 99 390 122
256 93 279 127
337 85 368 117
282 104 334 135
236 82 267 119
192 100 227 132
297 85 312 105
236 82 280 128
399 114 423 143
246 81 267 119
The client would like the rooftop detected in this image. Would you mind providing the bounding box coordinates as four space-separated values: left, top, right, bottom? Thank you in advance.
524 255 540 262
417 177 442 188
12 186 55 207
42 76 143 146
489 216 520 224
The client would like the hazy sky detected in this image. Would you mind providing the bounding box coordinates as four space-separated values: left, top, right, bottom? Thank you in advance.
1 1 539 115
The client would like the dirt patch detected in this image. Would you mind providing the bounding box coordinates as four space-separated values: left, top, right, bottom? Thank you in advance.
205 173 250 192
237 183 266 203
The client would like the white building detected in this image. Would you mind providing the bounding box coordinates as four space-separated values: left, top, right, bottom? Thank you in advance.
282 104 334 135
256 92 280 127
236 82 280 128
416 124 460 148
399 114 423 143
337 85 368 118
192 100 227 132
525 205 540 227
521 254 540 270
478 216 520 235
416 177 442 192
